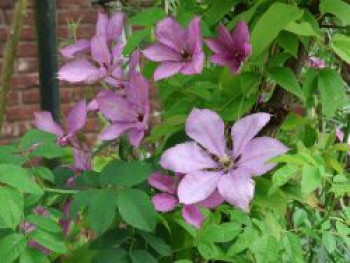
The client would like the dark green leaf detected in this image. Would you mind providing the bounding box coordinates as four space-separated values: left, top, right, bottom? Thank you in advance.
130 250 157 263
276 32 298 58
30 229 67 254
139 232 171 256
92 249 129 263
29 143 67 159
0 187 24 229
0 233 27 263
199 223 241 243
26 214 62 233
123 28 151 55
129 8 166 26
30 167 54 183
20 129 56 149
19 248 50 263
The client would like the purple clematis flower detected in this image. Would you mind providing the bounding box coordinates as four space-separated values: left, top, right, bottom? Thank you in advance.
58 12 125 84
97 72 150 146
160 109 288 211
148 172 223 228
205 22 252 74
34 100 87 146
143 17 204 81
306 56 325 69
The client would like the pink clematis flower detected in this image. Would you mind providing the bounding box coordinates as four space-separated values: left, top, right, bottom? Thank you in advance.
34 100 87 146
148 172 223 228
206 22 252 74
97 72 150 146
143 17 204 81
306 56 326 69
58 12 125 84
160 109 288 211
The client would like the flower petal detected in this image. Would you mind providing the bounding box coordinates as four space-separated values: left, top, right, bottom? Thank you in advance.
143 44 181 62
197 190 224 209
107 12 124 41
127 73 149 114
91 34 111 66
231 112 271 158
205 38 228 54
180 52 204 75
152 193 178 212
148 172 176 194
160 142 217 174
33 112 64 137
73 148 91 171
96 12 108 35
156 17 185 53
98 123 134 141
60 39 91 59
127 128 145 147
58 59 99 83
182 205 204 228
66 100 87 136
154 62 183 81
237 137 289 176
218 169 254 211
186 108 226 157
178 170 222 204
217 24 234 50
187 17 202 54
231 21 250 51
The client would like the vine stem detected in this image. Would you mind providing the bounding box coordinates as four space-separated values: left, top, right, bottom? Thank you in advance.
44 188 80 194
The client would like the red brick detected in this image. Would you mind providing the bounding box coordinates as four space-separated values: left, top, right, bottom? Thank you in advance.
58 0 91 8
58 9 98 24
5 10 35 25
16 58 38 73
60 88 86 103
0 10 6 25
0 26 7 41
57 24 95 39
6 91 19 106
0 0 14 9
17 42 37 57
85 117 99 132
6 105 39 121
20 26 36 41
11 73 39 89
22 88 40 104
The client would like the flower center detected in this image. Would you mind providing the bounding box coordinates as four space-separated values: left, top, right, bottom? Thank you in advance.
218 155 234 170
181 49 192 61
137 113 144 122
233 51 243 60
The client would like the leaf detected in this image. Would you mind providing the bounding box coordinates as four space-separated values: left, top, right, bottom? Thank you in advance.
199 223 241 243
227 225 258 256
100 160 154 187
250 234 280 263
330 181 350 196
139 232 171 256
251 3 303 58
272 165 299 189
130 250 157 263
129 7 166 26
283 232 304 263
29 143 67 159
26 215 62 233
20 129 56 149
301 165 321 194
203 0 240 26
320 0 350 25
322 232 336 254
30 167 54 183
87 190 118 235
331 34 350 64
117 189 157 232
30 229 67 254
92 248 129 263
19 248 50 263
268 67 304 100
0 187 24 229
285 20 320 36
276 32 298 57
0 233 27 263
123 28 151 56
317 68 346 117
197 242 224 260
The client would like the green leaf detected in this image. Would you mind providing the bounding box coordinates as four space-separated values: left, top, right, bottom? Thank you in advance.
283 232 304 263
203 0 240 26
92 249 129 263
87 191 118 235
129 7 166 26
30 167 54 183
322 232 336 254
123 28 151 55
29 143 67 159
317 68 346 117
30 229 67 254
20 129 56 149
301 165 321 194
272 165 299 189
19 248 50 263
0 165 43 195
197 242 224 260
331 34 350 64
251 3 303 58
276 32 298 57
130 250 157 263
285 20 320 36
0 233 27 263
0 187 24 229
320 0 350 25
199 223 241 243
330 181 350 196
117 189 156 232
250 234 280 263
268 67 304 100
227 225 258 256
26 215 62 233
100 160 153 187
139 232 171 256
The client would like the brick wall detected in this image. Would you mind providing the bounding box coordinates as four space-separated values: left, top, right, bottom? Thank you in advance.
0 0 102 144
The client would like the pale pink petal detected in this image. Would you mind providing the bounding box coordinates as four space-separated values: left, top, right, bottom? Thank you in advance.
33 112 64 137
156 17 185 53
231 113 271 158
98 123 134 141
143 44 181 62
152 193 178 212
107 12 124 41
180 52 204 75
218 169 254 211
231 22 250 51
182 205 204 228
217 24 234 50
148 172 176 194
177 170 222 204
91 34 111 66
187 17 202 54
87 99 99 112
60 39 91 58
186 108 226 157
58 59 99 83
73 148 91 171
197 190 224 209
154 62 183 81
127 129 145 147
210 54 234 67
111 42 124 64
237 137 289 176
127 73 149 114
96 12 108 35
160 142 218 174
205 38 228 54
66 100 87 136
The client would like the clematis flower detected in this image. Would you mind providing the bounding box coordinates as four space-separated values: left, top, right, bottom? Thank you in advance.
97 72 150 146
34 100 87 146
143 17 204 81
58 12 125 84
306 56 325 69
148 172 223 228
160 109 288 211
205 22 252 74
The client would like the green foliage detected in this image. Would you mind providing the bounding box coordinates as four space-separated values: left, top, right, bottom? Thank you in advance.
0 233 27 263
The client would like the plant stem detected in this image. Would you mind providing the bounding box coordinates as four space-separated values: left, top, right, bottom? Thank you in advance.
45 188 80 194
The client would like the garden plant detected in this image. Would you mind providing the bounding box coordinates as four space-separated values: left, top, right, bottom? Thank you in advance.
0 0 349 262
